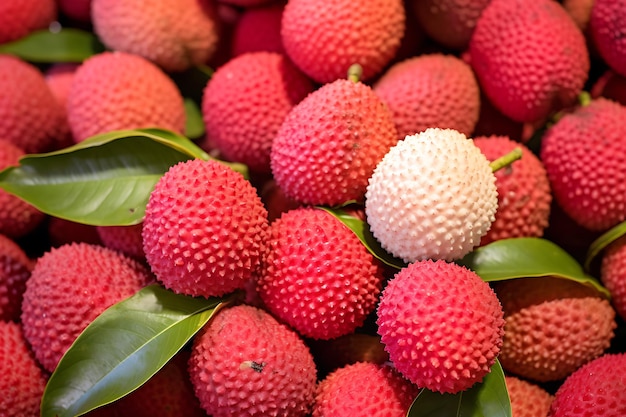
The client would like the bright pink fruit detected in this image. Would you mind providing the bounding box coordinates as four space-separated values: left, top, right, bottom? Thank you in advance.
0 234 33 322
601 235 626 321
505 376 553 417
590 0 626 77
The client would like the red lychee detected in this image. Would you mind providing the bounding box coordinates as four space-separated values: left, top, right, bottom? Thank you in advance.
590 0 626 77
231 3 285 57
0 233 33 322
142 159 269 298
505 376 553 417
563 0 595 31
0 0 56 43
256 207 384 340
97 224 145 261
44 63 80 150
188 304 317 417
47 217 102 248
377 260 505 394
58 0 92 23
591 69 626 107
601 235 626 321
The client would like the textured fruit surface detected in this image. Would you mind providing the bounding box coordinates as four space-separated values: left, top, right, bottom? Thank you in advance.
202 52 313 174
0 321 47 417
281 0 405 83
0 233 33 322
231 3 285 56
548 353 626 417
142 159 268 298
540 98 626 231
601 236 626 320
45 63 80 150
365 128 497 262
308 333 389 377
474 136 551 245
67 51 186 142
591 70 626 106
590 0 626 77
563 0 594 30
377 260 505 393
494 277 616 382
469 0 589 123
21 243 152 372
0 0 56 43
188 304 317 417
92 0 219 72
271 79 398 206
97 224 145 261
256 207 383 340
373 54 480 140
312 362 418 417
505 376 553 417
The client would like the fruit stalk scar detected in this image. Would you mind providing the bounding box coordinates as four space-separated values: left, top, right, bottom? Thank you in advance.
347 63 363 83
489 147 523 173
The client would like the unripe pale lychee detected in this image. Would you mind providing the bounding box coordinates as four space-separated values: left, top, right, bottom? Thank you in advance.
365 128 498 262
505 376 553 417
0 233 33 322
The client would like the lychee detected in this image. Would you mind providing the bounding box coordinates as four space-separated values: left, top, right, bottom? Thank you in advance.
590 0 626 77
563 0 595 31
373 54 481 140
591 69 626 107
601 235 626 321
377 260 505 394
20 242 152 372
365 128 498 262
67 51 186 143
0 233 33 322
58 0 92 23
256 207 384 340
505 376 553 417
231 3 285 57
0 0 57 44
469 0 589 123
47 217 102 248
97 224 145 261
188 304 317 417
142 159 269 298
44 63 80 150
281 0 406 83
271 79 398 206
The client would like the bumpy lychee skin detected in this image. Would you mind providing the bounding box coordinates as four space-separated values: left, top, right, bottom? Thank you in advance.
67 51 186 143
505 376 553 417
473 136 551 245
142 159 269 298
494 277 616 382
549 353 626 417
601 235 626 321
540 98 626 231
281 0 405 83
0 0 56 43
97 224 145 261
271 79 398 206
373 54 480 140
365 128 498 262
45 63 80 150
188 304 317 417
0 321 47 417
256 207 384 340
231 3 285 57
590 0 626 77
92 0 219 72
312 362 419 417
308 333 389 377
20 243 152 372
0 234 33 322
377 260 505 394
202 52 313 174
469 0 589 123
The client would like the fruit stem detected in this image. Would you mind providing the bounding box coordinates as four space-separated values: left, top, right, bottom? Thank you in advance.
579 91 591 107
347 64 363 83
489 148 523 173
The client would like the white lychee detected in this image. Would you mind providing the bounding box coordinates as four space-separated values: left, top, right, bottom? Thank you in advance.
365 128 498 262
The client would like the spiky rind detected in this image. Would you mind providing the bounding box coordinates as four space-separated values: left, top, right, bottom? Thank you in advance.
601 236 626 320
505 376 553 417
0 234 33 322
590 0 626 77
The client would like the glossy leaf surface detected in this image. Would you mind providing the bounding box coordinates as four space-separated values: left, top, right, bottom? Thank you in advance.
584 220 626 271
0 28 104 62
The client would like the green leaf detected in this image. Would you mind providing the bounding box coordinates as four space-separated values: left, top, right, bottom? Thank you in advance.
458 237 610 298
0 28 105 63
41 284 231 417
184 98 206 140
319 206 407 270
406 360 511 417
584 220 626 272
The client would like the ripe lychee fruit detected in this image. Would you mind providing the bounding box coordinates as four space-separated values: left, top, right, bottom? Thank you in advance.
312 362 419 417
97 224 145 261
201 52 314 174
493 277 616 382
217 0 276 7
600 235 626 321
473 136 551 245
377 260 505 394
142 159 269 298
92 0 220 72
47 217 102 248
0 0 57 43
58 0 91 23
0 321 47 417
590 0 626 77
271 79 398 206
281 0 406 83
505 376 553 417
472 92 525 142
548 353 626 417
256 207 384 340
45 63 80 150
231 3 285 57
188 304 317 417
373 54 481 140
591 69 626 106
365 128 498 262
469 0 589 123
20 243 152 372
540 98 626 231
67 51 186 143
563 0 595 31
0 233 33 322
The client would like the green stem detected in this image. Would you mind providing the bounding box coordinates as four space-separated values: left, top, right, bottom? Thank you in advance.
579 91 591 107
347 64 362 83
490 148 523 173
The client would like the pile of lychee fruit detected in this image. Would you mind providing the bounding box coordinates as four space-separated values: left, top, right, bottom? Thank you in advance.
1 0 626 416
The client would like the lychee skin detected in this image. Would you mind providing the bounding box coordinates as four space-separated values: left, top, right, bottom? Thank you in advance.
0 321 47 417
373 54 481 140
548 353 626 417
601 235 626 321
92 0 219 72
591 69 626 107
312 362 419 417
281 0 406 83
142 159 269 298
231 3 285 57
540 98 626 231
67 51 186 143
505 376 553 417
377 260 505 394
365 128 498 263
590 0 626 77
256 207 384 340
188 304 317 417
0 233 33 322
0 0 56 43
97 224 145 261
271 79 398 206
20 243 152 372
469 0 589 123
473 136 551 245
